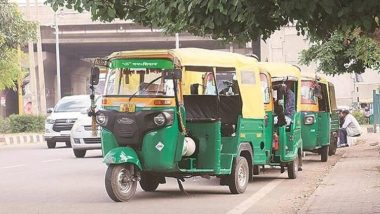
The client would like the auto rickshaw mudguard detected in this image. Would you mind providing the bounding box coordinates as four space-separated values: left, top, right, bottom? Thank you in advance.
103 147 142 170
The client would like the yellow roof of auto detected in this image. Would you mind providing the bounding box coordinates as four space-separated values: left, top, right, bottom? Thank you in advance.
258 62 301 79
301 73 329 84
108 48 258 68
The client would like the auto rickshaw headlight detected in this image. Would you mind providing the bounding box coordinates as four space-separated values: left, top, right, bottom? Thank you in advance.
96 113 108 126
304 115 315 125
154 112 173 126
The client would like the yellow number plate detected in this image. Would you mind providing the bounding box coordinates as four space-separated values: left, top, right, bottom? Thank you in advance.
120 103 136 112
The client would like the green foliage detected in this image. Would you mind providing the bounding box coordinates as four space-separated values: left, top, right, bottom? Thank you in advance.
45 0 380 74
0 115 45 133
351 110 368 125
300 30 380 75
0 0 36 90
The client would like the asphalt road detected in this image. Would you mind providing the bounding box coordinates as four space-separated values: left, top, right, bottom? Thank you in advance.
0 143 344 214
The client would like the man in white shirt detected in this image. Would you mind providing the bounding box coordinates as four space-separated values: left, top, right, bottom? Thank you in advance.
339 110 361 147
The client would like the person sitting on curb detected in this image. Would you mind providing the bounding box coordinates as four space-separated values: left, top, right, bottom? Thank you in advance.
339 110 362 147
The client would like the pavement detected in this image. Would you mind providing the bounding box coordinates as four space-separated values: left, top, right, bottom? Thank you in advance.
299 132 380 214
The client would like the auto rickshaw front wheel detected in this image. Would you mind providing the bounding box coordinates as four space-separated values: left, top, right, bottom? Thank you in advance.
105 164 138 202
228 156 249 194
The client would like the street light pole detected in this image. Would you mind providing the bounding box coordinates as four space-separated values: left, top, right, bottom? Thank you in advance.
54 11 61 101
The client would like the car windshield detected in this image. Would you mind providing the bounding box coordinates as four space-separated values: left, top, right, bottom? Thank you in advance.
54 97 91 112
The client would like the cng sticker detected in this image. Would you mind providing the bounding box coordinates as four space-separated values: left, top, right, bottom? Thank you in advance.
256 133 262 138
155 142 164 151
240 133 246 138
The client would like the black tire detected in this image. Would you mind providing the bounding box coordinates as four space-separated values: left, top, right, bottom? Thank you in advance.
288 155 299 179
66 142 72 148
252 165 260 175
73 149 86 158
105 164 137 202
139 173 160 192
228 156 249 194
320 145 329 162
47 140 56 149
329 134 338 156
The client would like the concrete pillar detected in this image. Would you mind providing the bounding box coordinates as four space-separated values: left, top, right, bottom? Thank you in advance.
26 0 39 115
35 1 47 114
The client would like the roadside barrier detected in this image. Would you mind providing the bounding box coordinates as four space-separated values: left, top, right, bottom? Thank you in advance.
0 133 44 146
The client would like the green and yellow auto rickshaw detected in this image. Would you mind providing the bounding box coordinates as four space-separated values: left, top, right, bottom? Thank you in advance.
255 63 303 179
89 48 276 202
300 75 339 162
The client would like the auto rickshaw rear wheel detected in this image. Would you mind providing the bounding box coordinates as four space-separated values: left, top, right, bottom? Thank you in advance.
139 172 160 192
287 155 299 179
105 164 138 202
320 145 329 162
228 156 249 194
329 134 338 156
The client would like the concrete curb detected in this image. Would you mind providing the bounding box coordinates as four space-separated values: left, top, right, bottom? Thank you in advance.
0 133 44 146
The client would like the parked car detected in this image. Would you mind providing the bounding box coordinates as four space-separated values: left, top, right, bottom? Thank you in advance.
70 97 102 158
44 95 91 149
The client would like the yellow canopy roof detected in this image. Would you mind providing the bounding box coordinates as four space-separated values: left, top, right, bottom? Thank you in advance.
107 48 264 119
258 62 301 79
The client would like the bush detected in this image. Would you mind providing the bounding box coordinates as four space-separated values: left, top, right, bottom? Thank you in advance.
351 110 367 125
0 115 45 133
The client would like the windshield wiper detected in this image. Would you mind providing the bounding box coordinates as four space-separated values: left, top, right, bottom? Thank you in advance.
129 76 163 101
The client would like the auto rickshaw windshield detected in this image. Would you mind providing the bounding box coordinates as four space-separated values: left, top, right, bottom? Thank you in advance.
105 68 175 97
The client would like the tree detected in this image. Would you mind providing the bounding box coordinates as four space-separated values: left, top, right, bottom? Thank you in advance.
46 0 380 74
300 29 380 75
0 0 36 90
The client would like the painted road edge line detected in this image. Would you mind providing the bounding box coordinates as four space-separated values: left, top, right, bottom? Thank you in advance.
226 178 285 214
0 164 26 169
41 159 62 163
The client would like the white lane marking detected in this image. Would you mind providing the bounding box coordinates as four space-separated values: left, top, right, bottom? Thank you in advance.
226 178 285 214
41 159 62 163
0 164 26 169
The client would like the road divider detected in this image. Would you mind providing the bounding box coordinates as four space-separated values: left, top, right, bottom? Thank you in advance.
0 133 44 146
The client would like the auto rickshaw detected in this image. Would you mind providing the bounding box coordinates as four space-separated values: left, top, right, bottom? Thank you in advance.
300 75 339 162
255 62 303 179
89 48 271 202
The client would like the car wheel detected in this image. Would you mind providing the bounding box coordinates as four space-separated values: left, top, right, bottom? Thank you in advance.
73 149 86 158
66 141 72 148
228 156 249 194
47 140 56 149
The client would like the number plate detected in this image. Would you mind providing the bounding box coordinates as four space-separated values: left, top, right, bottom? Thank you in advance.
120 103 136 112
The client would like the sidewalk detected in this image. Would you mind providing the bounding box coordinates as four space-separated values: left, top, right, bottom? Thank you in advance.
299 132 380 214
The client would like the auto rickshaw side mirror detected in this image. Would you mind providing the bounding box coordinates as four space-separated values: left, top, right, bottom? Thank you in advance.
90 67 100 85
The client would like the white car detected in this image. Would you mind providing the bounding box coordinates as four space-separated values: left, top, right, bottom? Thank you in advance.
44 95 91 149
70 110 101 158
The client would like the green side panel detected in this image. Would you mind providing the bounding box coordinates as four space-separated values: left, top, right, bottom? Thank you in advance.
110 58 174 69
238 118 267 165
219 136 238 174
330 111 340 132
220 153 234 174
263 111 274 162
103 147 142 169
186 121 221 173
301 112 319 151
279 112 302 163
317 112 331 147
101 128 119 157
140 122 182 172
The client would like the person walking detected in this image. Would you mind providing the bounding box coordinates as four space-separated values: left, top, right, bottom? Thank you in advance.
339 110 361 147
